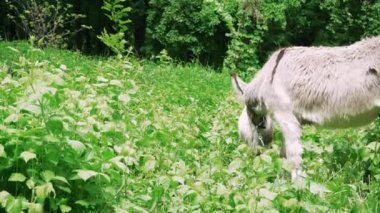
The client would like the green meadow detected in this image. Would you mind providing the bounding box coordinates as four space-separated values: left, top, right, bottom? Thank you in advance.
0 41 379 212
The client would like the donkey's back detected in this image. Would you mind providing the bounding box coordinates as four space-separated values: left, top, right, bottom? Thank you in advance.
259 36 380 128
232 36 380 179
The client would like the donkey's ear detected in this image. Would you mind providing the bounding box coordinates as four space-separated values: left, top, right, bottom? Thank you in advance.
231 72 247 102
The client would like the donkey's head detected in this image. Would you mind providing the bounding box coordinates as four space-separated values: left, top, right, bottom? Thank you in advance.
231 73 273 148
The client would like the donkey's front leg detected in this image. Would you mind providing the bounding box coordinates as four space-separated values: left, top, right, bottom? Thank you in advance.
273 112 303 180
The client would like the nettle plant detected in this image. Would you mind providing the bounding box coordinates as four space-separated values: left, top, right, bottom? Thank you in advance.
0 47 136 212
6 0 90 48
208 0 304 76
98 0 132 56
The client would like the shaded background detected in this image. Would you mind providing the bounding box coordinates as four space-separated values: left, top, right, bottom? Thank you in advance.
0 0 379 69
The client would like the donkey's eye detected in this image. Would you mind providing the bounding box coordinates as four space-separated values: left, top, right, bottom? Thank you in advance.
254 116 266 129
258 117 266 129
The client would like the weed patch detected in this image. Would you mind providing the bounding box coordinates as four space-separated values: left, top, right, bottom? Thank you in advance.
0 41 379 212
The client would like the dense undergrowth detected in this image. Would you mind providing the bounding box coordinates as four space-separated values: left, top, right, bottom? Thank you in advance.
0 41 380 212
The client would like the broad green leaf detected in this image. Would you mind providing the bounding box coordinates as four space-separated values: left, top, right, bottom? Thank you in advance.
0 144 6 157
0 191 11 206
19 102 41 115
151 186 164 202
26 179 35 189
35 182 55 200
27 203 43 213
100 173 111 182
20 151 36 163
110 157 127 171
56 183 71 193
216 184 228 196
366 142 380 151
262 209 279 213
8 173 26 182
75 170 98 182
281 159 293 173
34 61 46 67
42 170 55 182
59 64 67 71
260 154 272 164
118 93 131 104
172 176 185 184
324 144 334 153
257 198 273 210
46 72 64 85
293 176 307 190
309 182 331 196
46 119 64 134
304 142 324 154
75 200 90 207
259 188 277 201
143 159 156 173
110 79 122 87
97 76 109 82
228 158 242 174
283 198 298 208
127 80 138 94
5 197 22 213
300 201 322 212
60 204 72 212
123 62 133 70
53 176 70 185
4 113 19 123
67 140 86 154
7 46 20 53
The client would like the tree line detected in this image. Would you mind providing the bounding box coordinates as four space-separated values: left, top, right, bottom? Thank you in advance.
0 0 379 72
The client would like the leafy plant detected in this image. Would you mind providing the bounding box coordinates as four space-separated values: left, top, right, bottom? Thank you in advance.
98 31 128 56
145 0 228 66
360 1 380 36
0 43 133 211
98 0 131 56
153 49 173 64
6 0 90 48
2 39 380 212
210 0 304 76
219 0 263 76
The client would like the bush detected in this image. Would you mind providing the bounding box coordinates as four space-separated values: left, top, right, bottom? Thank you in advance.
144 0 229 67
221 0 380 76
6 0 90 48
218 0 303 76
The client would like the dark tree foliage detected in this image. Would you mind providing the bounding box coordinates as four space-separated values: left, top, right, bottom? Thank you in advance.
0 0 379 69
0 1 17 40
144 0 229 66
128 0 148 57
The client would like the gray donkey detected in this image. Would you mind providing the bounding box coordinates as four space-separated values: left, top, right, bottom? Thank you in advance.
231 36 380 179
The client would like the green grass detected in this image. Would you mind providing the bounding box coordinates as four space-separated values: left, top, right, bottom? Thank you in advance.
0 41 379 212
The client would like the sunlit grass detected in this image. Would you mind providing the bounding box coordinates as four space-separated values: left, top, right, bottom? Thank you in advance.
0 41 379 212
